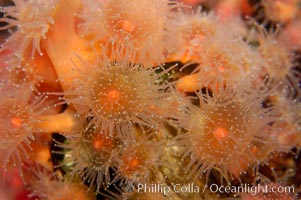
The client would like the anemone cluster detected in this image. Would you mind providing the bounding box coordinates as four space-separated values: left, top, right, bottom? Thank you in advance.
0 0 300 200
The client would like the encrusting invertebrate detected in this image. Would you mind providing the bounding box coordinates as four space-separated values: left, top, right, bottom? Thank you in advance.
0 0 300 199
60 45 176 137
26 164 96 200
269 92 301 149
55 124 121 189
113 131 165 185
176 78 278 183
0 0 59 58
0 85 46 171
78 0 179 65
167 7 220 63
251 23 301 97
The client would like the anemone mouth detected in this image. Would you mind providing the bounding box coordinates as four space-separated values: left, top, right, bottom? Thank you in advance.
0 86 48 171
169 8 219 61
62 127 119 188
0 96 35 151
1 101 31 132
119 150 147 177
89 65 141 121
72 58 173 136
89 66 140 121
78 0 177 65
113 132 163 184
96 0 166 39
176 77 277 182
78 126 119 166
188 100 253 164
